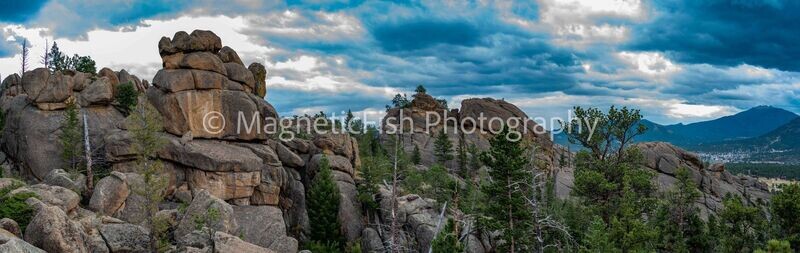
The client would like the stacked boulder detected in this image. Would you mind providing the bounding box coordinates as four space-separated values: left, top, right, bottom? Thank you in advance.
98 30 363 252
0 66 144 180
382 91 567 171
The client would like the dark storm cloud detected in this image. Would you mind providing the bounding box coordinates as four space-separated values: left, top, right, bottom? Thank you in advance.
627 0 800 71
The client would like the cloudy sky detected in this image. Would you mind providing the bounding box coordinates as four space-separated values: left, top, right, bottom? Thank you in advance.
1 0 798 126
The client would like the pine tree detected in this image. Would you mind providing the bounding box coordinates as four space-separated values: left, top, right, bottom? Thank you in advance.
431 219 463 253
47 42 66 72
115 81 139 115
755 239 793 253
654 167 709 252
59 98 83 175
480 126 531 252
126 95 168 252
415 85 426 94
582 216 617 253
433 128 453 165
719 194 768 253
411 144 421 165
307 155 344 250
771 183 800 249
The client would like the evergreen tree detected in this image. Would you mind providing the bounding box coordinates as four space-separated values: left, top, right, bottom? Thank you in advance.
415 85 426 94
433 128 453 165
411 144 421 165
47 42 66 71
307 155 344 250
771 183 800 249
582 216 617 253
480 126 531 252
115 81 139 115
654 167 709 252
719 194 768 253
71 54 96 73
59 98 83 174
755 239 793 253
126 95 168 252
431 219 463 253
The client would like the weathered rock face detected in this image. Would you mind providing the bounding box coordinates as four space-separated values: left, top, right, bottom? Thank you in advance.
0 66 141 180
98 223 150 253
175 190 238 240
151 30 277 140
636 142 771 216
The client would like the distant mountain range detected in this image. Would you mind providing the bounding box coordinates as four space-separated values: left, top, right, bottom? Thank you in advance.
636 105 799 146
554 106 800 163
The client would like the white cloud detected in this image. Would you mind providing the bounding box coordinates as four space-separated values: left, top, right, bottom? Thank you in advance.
617 51 680 75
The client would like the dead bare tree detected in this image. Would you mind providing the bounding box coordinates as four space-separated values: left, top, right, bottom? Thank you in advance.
388 133 400 253
40 39 49 68
20 39 30 74
83 112 94 196
517 146 575 253
428 201 448 253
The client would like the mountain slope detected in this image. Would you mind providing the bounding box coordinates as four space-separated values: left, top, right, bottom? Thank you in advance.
636 106 798 146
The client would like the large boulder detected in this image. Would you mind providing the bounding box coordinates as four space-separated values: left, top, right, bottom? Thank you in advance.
98 223 150 253
113 173 149 225
214 231 275 253
0 238 46 253
248 63 267 98
217 46 243 65
174 190 238 240
10 184 80 215
78 77 114 106
179 52 226 75
146 88 277 140
24 205 88 253
233 205 298 252
21 68 73 103
89 172 130 216
160 30 223 55
43 169 86 194
224 63 255 89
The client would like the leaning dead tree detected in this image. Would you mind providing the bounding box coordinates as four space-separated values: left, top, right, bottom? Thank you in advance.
521 146 575 253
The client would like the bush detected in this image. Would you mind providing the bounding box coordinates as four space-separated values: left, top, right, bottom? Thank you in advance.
0 182 37 233
115 81 138 115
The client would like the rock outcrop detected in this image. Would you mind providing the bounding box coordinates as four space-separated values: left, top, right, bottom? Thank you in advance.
382 92 567 171
0 67 143 180
636 142 771 217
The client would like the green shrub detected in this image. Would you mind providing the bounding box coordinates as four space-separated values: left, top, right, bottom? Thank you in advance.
115 81 138 115
0 182 37 233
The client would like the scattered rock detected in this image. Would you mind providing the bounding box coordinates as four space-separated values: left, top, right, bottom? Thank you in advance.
0 238 46 253
43 169 86 194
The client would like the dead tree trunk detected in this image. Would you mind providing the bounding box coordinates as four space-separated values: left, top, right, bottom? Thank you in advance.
83 112 93 196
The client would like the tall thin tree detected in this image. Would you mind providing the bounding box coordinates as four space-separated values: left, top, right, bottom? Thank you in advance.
20 39 30 75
